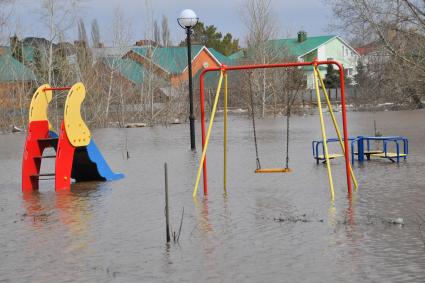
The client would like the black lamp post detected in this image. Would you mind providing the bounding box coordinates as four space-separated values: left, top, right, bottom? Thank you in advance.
178 9 198 150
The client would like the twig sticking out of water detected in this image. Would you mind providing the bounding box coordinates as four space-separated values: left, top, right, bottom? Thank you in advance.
125 136 130 159
341 213 404 226
274 214 324 223
163 162 184 245
165 163 170 243
416 212 425 248
176 207 184 243
374 120 382 137
172 207 184 244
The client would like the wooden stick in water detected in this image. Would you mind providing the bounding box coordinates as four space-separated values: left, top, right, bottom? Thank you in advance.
164 162 170 243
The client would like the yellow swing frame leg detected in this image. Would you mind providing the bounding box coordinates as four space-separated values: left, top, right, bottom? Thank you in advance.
193 71 224 198
314 67 358 191
313 66 335 201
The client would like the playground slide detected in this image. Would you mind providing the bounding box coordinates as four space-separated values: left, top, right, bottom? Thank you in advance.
22 83 124 192
72 140 124 182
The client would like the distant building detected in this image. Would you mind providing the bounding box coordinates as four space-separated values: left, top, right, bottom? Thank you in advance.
124 45 230 88
355 42 390 67
230 32 359 88
0 47 36 109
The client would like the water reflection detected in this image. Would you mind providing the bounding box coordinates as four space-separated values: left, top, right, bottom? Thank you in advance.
21 185 102 237
328 202 337 227
21 192 53 228
194 196 213 234
345 195 356 229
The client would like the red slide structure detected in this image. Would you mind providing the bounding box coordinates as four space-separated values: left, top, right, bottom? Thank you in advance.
22 83 123 192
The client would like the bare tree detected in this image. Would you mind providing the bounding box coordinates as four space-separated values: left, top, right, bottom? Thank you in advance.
91 18 101 47
105 5 134 125
153 20 160 45
0 0 14 44
142 0 157 122
328 0 425 108
78 18 88 43
40 0 81 84
161 15 171 47
242 0 277 47
241 0 280 117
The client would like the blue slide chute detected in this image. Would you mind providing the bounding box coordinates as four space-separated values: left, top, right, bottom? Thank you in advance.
71 140 124 182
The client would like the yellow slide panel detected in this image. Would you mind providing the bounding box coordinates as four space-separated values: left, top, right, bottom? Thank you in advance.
64 82 91 147
29 84 52 123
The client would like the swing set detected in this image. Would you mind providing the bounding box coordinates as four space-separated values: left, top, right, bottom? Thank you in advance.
193 60 358 201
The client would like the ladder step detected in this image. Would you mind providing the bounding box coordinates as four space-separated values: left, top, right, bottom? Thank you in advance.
34 155 56 160
37 138 58 142
30 173 56 178
37 138 58 147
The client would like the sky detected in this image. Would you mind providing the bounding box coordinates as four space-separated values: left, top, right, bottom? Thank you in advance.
8 0 333 46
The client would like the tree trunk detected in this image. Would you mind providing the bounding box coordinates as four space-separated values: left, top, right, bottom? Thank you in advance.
106 70 114 125
412 94 424 109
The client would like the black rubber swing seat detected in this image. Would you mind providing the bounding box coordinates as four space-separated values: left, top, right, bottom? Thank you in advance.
255 168 292 173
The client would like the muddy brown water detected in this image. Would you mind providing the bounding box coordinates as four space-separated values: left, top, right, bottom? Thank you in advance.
1 110 425 282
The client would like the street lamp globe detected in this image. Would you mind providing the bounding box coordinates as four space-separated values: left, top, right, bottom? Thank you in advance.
178 9 198 28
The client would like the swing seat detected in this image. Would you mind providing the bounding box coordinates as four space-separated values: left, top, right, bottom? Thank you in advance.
255 168 292 173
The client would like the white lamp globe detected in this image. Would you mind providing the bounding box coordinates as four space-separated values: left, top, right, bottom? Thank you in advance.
178 9 198 28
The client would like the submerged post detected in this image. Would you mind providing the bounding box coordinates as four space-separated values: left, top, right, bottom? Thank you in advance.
164 162 170 243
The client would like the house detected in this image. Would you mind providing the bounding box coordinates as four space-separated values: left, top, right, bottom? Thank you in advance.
101 56 145 85
0 47 36 109
124 45 229 88
355 42 391 70
230 32 359 88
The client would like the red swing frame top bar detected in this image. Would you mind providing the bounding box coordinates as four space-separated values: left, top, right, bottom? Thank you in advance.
43 87 72 91
198 59 353 196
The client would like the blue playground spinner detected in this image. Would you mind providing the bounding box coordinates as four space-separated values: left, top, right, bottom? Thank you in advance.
312 135 408 164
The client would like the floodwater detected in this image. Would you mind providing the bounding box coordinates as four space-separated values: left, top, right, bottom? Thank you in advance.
1 110 425 282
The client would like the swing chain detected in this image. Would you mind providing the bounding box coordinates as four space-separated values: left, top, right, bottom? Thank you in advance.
283 73 295 170
248 71 261 170
285 95 290 169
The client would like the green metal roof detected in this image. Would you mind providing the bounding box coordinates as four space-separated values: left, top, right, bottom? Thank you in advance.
229 35 336 60
193 68 222 89
2 46 35 63
207 47 236 66
269 35 335 57
103 56 145 84
132 45 204 75
193 68 244 90
0 52 36 82
22 46 35 63
228 50 244 60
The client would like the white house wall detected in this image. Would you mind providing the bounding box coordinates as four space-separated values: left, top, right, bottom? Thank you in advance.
317 45 326 61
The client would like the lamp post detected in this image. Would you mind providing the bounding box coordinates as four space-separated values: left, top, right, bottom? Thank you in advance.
178 9 198 150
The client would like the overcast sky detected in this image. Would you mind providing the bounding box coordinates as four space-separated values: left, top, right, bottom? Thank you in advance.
10 0 333 46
